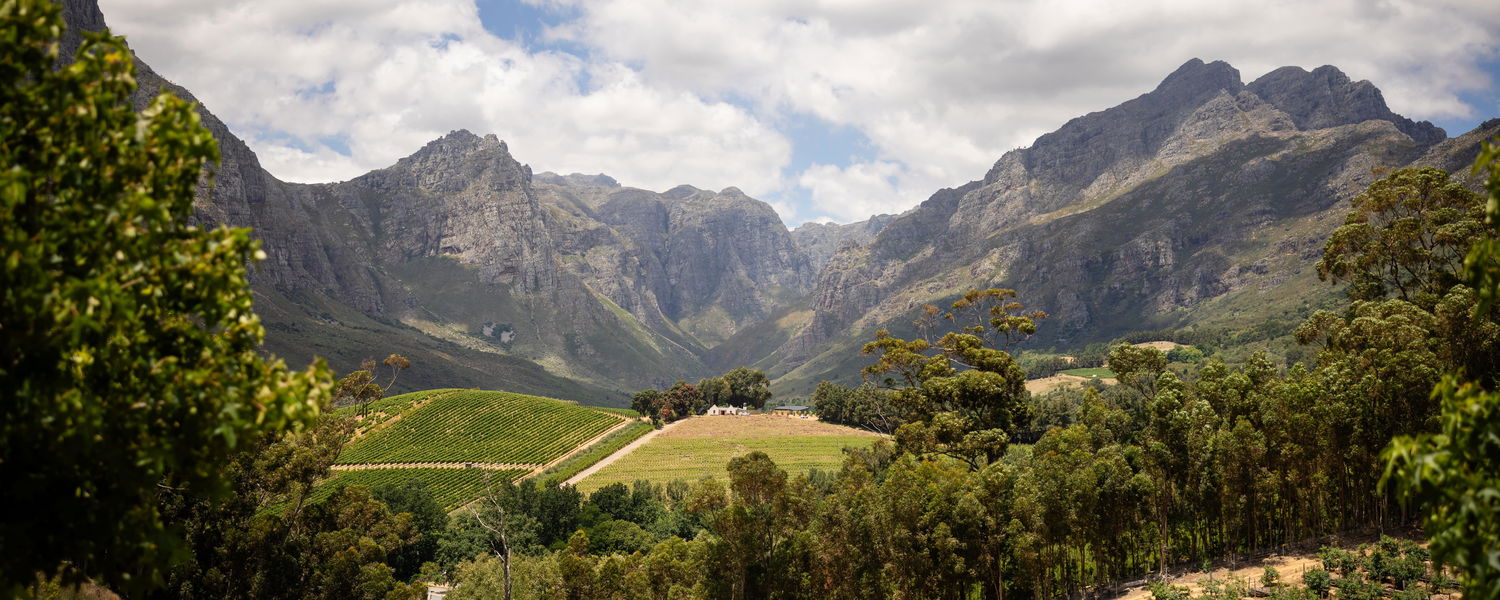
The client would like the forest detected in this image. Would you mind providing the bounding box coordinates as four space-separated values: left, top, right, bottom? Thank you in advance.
2 1 1499 599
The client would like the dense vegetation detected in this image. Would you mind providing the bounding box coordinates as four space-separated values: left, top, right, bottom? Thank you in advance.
338 390 621 465
631 367 774 425
0 2 331 594
311 468 529 512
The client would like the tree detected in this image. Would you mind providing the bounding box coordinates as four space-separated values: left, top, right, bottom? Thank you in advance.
0 2 330 594
1385 139 1500 600
1317 167 1484 307
335 361 386 415
382 353 411 392
631 388 663 421
862 288 1044 468
721 366 772 410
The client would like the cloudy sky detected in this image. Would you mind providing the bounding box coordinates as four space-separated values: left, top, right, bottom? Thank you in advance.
99 0 1500 226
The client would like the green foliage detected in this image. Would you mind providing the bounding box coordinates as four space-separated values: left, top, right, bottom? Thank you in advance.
316 468 527 512
1060 366 1116 378
862 288 1042 468
338 390 619 464
1167 346 1205 363
1384 139 1500 600
0 1 331 593
632 380 708 424
150 415 422 600
1317 167 1484 307
699 366 773 410
1263 565 1282 588
810 381 902 433
1148 582 1193 600
1303 568 1333 597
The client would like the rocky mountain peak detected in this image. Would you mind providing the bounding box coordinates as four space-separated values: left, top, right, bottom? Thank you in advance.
1247 65 1445 143
664 184 701 199
534 172 620 188
1153 58 1244 98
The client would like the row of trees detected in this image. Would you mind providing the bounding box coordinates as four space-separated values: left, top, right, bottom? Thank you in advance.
630 367 771 425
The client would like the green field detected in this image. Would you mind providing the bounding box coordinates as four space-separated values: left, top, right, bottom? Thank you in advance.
1060 367 1116 378
313 467 528 511
576 417 881 493
538 421 655 486
338 389 622 465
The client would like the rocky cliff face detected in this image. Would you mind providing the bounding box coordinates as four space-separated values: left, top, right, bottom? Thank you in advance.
763 58 1492 395
790 215 897 271
533 176 815 348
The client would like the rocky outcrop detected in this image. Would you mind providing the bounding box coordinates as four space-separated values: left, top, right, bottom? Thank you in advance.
1248 65 1446 143
790 215 896 271
534 176 816 347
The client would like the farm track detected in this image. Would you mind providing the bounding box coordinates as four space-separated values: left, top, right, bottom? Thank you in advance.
521 414 636 480
564 418 684 486
331 461 540 471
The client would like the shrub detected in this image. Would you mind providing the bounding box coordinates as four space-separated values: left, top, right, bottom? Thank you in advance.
1304 568 1333 597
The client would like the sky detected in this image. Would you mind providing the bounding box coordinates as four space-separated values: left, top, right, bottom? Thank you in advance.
98 0 1500 227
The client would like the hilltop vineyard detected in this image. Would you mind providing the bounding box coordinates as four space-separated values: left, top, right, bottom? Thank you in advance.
337 390 622 465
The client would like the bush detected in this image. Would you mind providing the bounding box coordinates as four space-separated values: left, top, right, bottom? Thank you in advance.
1262 565 1282 588
1148 582 1192 600
1304 568 1333 597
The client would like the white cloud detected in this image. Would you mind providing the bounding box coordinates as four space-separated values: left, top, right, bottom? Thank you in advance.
797 160 946 223
99 0 1500 225
98 0 790 195
543 0 1500 219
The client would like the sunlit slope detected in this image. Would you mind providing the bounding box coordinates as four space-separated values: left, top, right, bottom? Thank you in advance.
576 414 882 492
338 389 623 465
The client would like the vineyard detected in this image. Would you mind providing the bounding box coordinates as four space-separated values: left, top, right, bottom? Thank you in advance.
311 467 528 511
337 390 623 465
538 421 654 486
575 415 882 493
336 388 460 434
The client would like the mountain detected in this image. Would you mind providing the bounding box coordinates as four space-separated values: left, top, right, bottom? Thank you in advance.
66 0 1498 401
71 0 815 403
757 59 1498 395
790 215 898 271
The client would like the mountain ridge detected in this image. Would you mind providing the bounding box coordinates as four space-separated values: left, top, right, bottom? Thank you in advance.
66 0 1498 402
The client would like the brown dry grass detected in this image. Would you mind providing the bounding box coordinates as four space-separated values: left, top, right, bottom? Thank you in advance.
1026 374 1119 394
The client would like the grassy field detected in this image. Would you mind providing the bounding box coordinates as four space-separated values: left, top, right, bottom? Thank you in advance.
537 420 655 486
1060 367 1116 378
576 415 882 493
311 467 528 511
338 389 623 465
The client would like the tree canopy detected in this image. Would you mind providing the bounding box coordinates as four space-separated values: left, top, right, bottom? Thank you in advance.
0 2 330 593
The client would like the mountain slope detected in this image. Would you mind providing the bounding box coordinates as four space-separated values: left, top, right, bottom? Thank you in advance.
759 59 1496 396
72 0 815 401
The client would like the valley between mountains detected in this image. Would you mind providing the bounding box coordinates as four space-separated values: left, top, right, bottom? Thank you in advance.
66 0 1498 405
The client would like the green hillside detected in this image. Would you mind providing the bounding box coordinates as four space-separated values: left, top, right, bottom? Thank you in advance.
338 389 624 465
